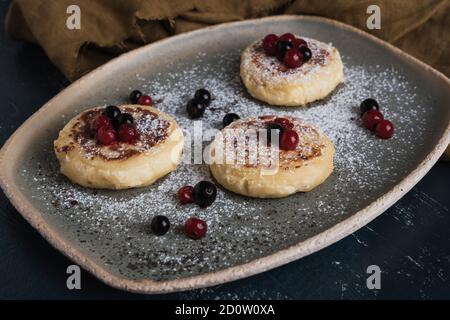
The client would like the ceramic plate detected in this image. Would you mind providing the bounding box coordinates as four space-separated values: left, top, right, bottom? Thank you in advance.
0 16 449 294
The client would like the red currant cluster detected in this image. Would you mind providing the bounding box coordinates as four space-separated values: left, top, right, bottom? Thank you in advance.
263 33 312 69
94 105 139 145
360 98 395 139
267 117 299 150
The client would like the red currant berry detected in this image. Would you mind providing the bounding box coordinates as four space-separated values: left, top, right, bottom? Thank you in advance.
94 115 112 130
362 110 384 131
178 186 194 204
97 126 117 145
184 217 207 240
279 33 296 43
273 117 294 129
280 129 299 150
375 120 395 139
263 34 279 56
292 38 307 49
118 123 139 143
137 95 153 106
283 49 303 68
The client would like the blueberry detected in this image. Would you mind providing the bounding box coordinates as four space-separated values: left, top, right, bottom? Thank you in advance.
103 105 121 126
193 181 217 208
118 113 134 125
360 98 379 116
277 41 293 61
300 46 312 63
129 90 142 104
186 99 206 119
150 215 170 236
222 113 240 127
194 89 211 106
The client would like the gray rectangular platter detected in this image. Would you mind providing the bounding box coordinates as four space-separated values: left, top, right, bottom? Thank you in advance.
0 16 449 294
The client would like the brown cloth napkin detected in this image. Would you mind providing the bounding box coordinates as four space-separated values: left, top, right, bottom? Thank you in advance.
5 0 450 158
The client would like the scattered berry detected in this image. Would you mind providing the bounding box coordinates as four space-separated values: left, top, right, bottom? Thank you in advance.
118 123 139 143
194 89 212 106
292 38 307 49
279 33 296 43
280 129 299 150
178 186 195 204
375 119 395 139
362 109 384 131
299 46 312 63
129 90 142 104
222 113 240 127
137 95 153 106
283 48 303 68
263 34 279 56
273 117 294 129
97 126 117 145
277 41 294 61
186 99 206 119
360 98 379 115
184 217 207 240
150 215 170 236
193 181 217 208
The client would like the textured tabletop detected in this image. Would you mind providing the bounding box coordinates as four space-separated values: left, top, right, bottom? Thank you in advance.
0 0 449 299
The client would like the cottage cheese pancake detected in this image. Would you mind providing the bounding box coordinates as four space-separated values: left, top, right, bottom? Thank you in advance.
54 105 184 189
240 36 344 106
209 115 334 198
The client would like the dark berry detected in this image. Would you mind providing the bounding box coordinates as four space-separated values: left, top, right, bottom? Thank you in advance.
129 90 142 104
118 112 134 125
186 99 206 119
263 34 279 56
178 186 194 204
292 38 307 49
137 95 153 106
266 123 283 145
194 89 211 106
193 181 217 208
273 117 294 129
299 46 312 63
360 98 379 115
150 215 170 236
362 109 384 131
277 41 293 61
222 113 240 127
375 119 394 139
280 129 299 150
184 217 207 240
103 105 121 123
94 115 112 130
283 49 303 68
118 123 139 143
279 33 296 43
97 126 117 145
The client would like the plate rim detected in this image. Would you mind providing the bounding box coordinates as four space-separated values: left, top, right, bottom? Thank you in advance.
1 15 449 294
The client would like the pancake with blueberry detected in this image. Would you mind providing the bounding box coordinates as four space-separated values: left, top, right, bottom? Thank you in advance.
240 33 344 106
54 105 184 190
208 115 334 198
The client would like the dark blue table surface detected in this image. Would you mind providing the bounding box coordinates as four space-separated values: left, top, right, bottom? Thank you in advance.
0 0 449 300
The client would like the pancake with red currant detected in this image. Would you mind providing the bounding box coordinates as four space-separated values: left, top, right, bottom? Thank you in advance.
208 116 334 198
240 33 344 106
54 105 184 190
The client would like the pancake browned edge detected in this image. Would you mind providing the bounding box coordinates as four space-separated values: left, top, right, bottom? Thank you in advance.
54 105 184 190
209 115 334 198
